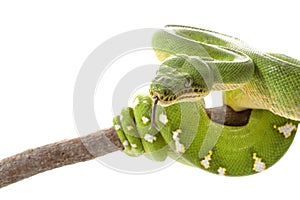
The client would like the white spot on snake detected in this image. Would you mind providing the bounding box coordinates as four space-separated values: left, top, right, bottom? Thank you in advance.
141 116 150 124
127 126 133 131
122 140 129 146
133 98 139 107
200 151 213 169
114 124 121 130
143 100 148 104
276 122 297 138
144 134 157 143
201 158 210 169
131 143 137 148
217 167 226 176
159 113 168 124
172 129 182 141
172 129 185 153
252 153 266 173
175 141 185 153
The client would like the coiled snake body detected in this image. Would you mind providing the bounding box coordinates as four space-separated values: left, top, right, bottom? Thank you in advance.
113 25 300 176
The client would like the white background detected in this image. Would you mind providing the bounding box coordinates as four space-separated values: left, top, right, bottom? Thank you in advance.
1 0 300 199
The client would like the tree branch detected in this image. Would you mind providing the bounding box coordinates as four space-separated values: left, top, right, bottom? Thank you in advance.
206 105 251 126
0 105 250 189
0 127 123 188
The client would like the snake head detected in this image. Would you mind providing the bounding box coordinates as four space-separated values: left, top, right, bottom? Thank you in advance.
150 55 213 105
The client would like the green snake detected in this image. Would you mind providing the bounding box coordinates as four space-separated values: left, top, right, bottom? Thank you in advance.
113 25 300 176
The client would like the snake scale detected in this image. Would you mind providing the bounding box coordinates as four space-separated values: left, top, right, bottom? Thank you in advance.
113 25 300 176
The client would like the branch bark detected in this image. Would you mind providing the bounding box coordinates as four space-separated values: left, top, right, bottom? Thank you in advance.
206 105 251 126
0 127 123 188
0 105 250 189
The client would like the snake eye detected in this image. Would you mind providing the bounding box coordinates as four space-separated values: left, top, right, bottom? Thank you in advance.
184 78 192 88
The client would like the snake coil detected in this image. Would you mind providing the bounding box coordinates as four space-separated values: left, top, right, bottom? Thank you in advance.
113 95 298 176
113 25 300 176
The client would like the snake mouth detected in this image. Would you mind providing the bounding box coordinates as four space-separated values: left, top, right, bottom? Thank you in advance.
150 88 208 105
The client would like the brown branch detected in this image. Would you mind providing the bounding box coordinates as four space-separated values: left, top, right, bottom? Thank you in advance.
0 127 123 188
206 105 252 126
0 105 250 189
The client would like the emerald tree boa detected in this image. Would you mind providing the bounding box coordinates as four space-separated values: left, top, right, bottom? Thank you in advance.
113 25 299 176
